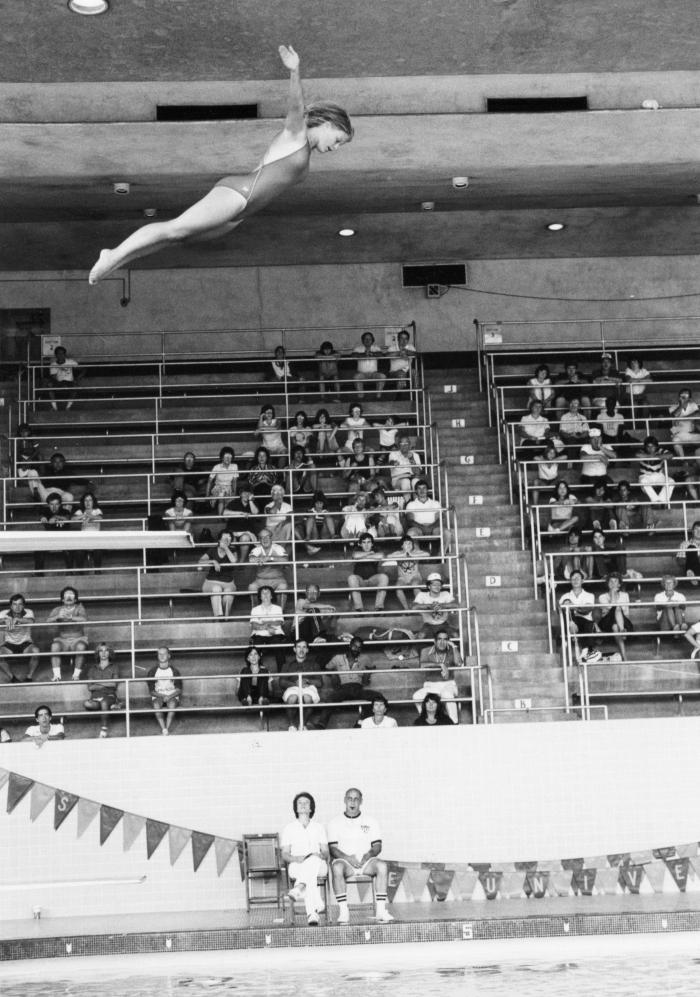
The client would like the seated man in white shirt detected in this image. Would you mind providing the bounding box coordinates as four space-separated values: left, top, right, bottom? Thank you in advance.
48 345 82 411
358 693 398 730
405 479 447 550
353 331 386 399
281 792 329 926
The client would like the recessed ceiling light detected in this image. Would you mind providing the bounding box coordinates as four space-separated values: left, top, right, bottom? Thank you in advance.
68 0 109 14
338 228 355 237
546 222 566 231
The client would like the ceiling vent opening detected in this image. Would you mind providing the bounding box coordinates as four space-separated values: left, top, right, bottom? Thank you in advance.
156 104 259 122
486 96 588 113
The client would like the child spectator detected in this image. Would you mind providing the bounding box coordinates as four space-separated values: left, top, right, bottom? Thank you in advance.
315 341 341 397
84 643 120 738
146 646 182 736
206 446 239 514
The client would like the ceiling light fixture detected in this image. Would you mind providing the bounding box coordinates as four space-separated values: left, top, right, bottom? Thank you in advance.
546 222 566 231
452 177 469 189
338 228 355 237
421 202 435 211
68 0 109 14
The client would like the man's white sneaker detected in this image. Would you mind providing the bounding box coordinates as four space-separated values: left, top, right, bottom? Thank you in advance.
336 909 350 925
375 910 395 923
307 913 319 926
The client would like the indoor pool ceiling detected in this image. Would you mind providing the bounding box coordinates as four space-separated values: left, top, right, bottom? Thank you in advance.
1 0 700 271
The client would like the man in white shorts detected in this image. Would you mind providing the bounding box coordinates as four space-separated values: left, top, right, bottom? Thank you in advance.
280 791 329 926
277 639 322 731
327 787 394 924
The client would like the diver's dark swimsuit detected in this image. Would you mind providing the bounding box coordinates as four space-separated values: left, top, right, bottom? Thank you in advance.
215 142 310 217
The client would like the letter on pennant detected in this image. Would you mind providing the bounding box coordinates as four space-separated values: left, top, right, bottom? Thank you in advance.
54 789 79 830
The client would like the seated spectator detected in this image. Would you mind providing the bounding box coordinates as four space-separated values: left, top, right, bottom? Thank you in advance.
23 704 65 745
36 492 75 572
277 638 322 731
289 411 314 452
146 646 182 735
237 645 272 706
48 586 88 682
684 448 700 502
25 451 76 508
669 388 700 458
171 451 208 500
654 574 687 636
554 361 591 417
288 445 317 495
676 520 700 586
372 414 408 465
223 484 260 562
72 490 104 570
624 356 652 418
353 330 386 399
367 487 404 539
383 534 429 610
256 405 287 465
304 492 336 554
348 533 389 612
0 593 40 683
313 408 340 461
518 399 551 446
83 642 120 738
595 398 638 452
388 435 422 492
280 792 329 927
558 569 597 645
341 402 369 452
611 479 643 535
527 364 554 410
558 398 590 457
314 636 373 728
591 352 622 411
343 437 377 489
359 692 398 730
553 527 591 581
270 344 303 388
295 583 337 646
530 441 566 507
405 479 442 544
341 491 371 540
547 479 579 534
637 435 674 529
413 572 457 639
206 446 239 515
588 528 627 580
198 528 238 617
583 480 616 532
48 345 81 410
315 341 341 398
247 446 283 499
15 422 42 480
264 484 294 545
387 328 415 396
579 428 614 487
597 572 633 661
247 530 289 611
164 490 194 535
413 691 454 726
250 585 288 667
412 629 462 723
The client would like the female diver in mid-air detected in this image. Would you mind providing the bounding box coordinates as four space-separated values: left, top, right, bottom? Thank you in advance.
89 45 353 284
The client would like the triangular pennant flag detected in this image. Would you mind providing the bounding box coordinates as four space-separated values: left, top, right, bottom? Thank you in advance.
77 798 100 837
192 831 214 872
451 869 478 901
572 868 596 896
478 870 503 900
100 804 123 845
678 842 698 858
6 772 34 813
404 865 429 901
524 870 550 899
0 768 9 792
607 852 630 868
215 837 237 877
386 862 406 903
561 857 584 872
665 856 690 892
169 826 192 866
551 870 574 896
123 813 146 851
582 855 608 869
644 861 667 893
653 846 677 860
146 819 169 859
514 860 538 873
55 790 79 830
536 860 562 873
426 868 455 901
595 867 621 895
29 782 54 822
619 864 645 894
499 871 525 899
469 862 491 873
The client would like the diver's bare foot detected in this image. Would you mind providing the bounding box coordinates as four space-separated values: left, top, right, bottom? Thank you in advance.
89 249 114 285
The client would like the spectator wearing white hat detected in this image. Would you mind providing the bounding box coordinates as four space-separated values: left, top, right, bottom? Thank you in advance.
579 427 615 488
412 572 458 639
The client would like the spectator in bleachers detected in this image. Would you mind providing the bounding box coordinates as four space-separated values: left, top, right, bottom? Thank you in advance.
637 435 675 530
413 572 458 639
198 528 238 617
237 645 272 706
413 629 462 723
595 398 638 453
146 646 182 736
276 638 323 731
684 448 700 502
405 479 442 543
249 585 288 668
583 480 617 533
15 422 42 480
372 413 408 464
164 490 194 536
341 491 371 540
247 529 289 611
518 399 551 446
384 534 429 610
558 569 597 647
304 492 336 553
353 331 386 400
553 527 591 581
343 437 377 489
26 452 76 509
295 582 337 645
588 528 627 580
289 411 314 452
48 345 82 411
83 642 120 738
359 692 398 729
256 405 287 466
414 691 453 726
48 586 88 682
554 361 591 418
171 451 208 500
206 446 239 515
264 484 294 546
315 341 341 398
547 479 580 534
341 402 369 452
288 445 318 495
72 491 104 570
23 705 65 745
591 353 622 412
315 636 374 729
676 520 700 586
669 388 700 458
579 428 614 487
558 398 590 458
223 484 260 562
530 441 566 507
367 486 404 540
387 328 416 397
270 344 303 388
388 435 422 492
527 364 554 410
312 408 340 462
348 533 389 612
36 493 75 572
611 479 643 536
0 594 40 683
247 446 283 499
597 572 633 661
624 356 652 416
654 574 687 636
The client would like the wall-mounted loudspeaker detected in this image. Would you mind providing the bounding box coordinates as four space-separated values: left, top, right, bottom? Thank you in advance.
402 263 467 288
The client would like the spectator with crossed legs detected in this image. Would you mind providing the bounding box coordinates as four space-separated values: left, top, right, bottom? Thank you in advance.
281 791 329 927
48 586 88 682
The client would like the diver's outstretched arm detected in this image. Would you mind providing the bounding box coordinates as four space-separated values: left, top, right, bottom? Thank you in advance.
278 45 305 136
